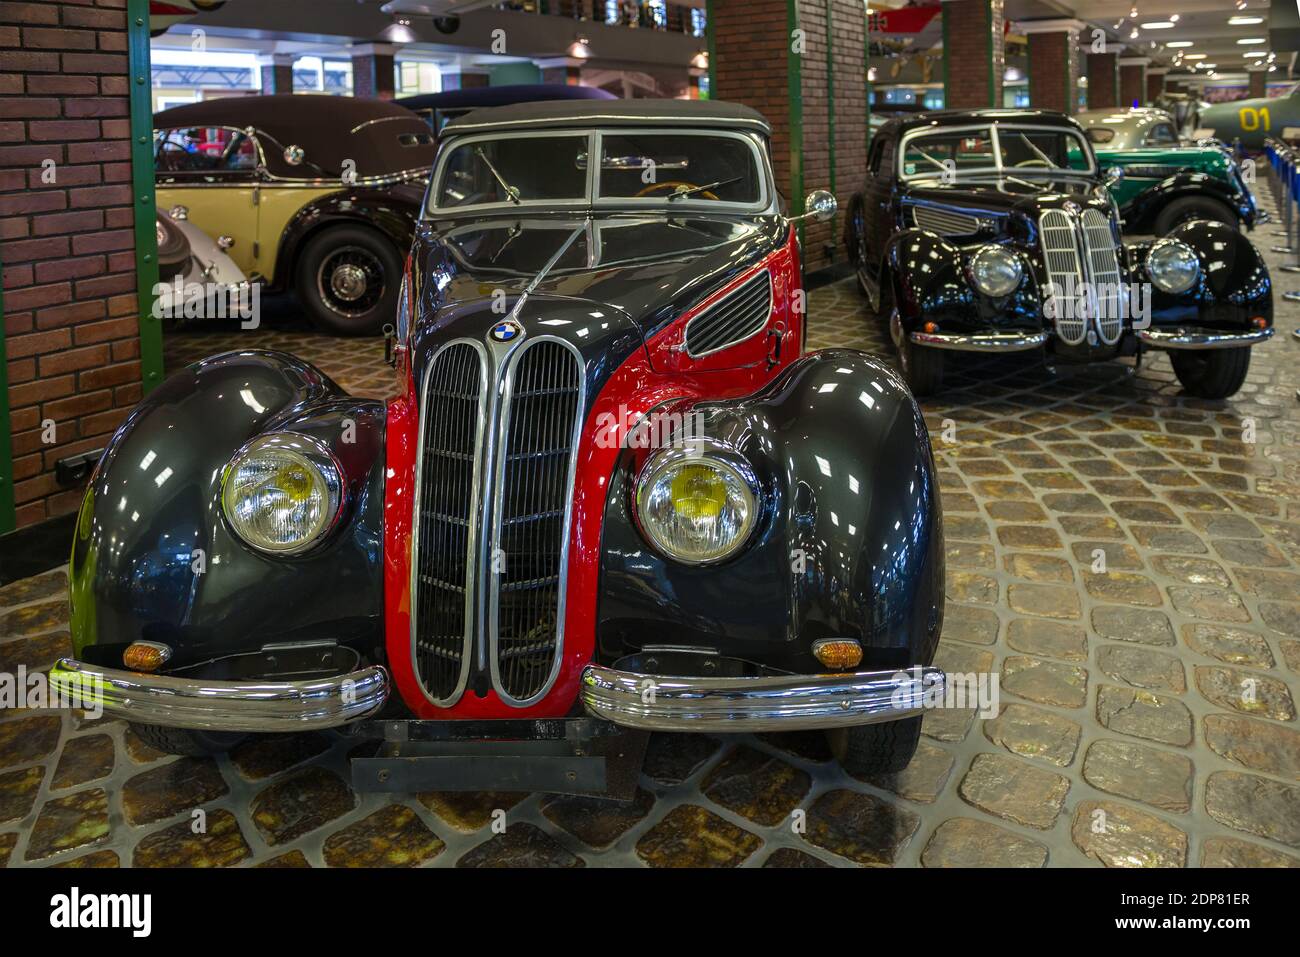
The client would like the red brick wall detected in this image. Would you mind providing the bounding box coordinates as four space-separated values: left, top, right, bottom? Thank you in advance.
1147 71 1165 104
712 0 864 272
1027 31 1078 114
1120 63 1145 108
943 0 1004 110
1086 52 1118 110
1 0 141 528
352 52 395 99
260 62 293 95
1249 71 1265 99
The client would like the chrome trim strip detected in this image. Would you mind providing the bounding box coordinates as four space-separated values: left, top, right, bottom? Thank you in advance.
48 658 388 733
1138 327 1274 350
909 330 1049 352
683 267 773 358
409 338 488 708
581 664 945 732
487 335 586 708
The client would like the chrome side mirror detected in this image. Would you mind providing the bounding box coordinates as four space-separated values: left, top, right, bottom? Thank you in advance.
791 189 837 224
284 145 305 166
1104 165 1124 186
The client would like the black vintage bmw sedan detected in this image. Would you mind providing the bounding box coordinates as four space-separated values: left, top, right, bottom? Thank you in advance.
844 109 1274 397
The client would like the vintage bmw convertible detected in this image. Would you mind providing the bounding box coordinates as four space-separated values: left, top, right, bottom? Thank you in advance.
845 109 1274 397
52 100 946 789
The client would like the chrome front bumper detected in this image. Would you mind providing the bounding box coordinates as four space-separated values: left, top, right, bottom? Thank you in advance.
580 664 944 733
1138 327 1274 350
48 658 389 733
909 330 1048 353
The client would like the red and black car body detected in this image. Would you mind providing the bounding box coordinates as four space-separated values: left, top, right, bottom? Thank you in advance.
55 100 945 790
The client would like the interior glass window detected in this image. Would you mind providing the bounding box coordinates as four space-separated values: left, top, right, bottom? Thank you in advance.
1145 124 1178 146
154 128 257 174
434 135 588 207
901 130 995 178
597 133 760 203
1086 127 1115 144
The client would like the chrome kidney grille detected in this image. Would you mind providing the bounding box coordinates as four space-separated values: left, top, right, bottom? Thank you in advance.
412 341 486 704
684 269 772 357
1038 207 1125 346
490 340 583 703
411 335 584 707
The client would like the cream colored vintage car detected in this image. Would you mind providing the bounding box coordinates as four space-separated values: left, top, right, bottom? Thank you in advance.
154 94 435 334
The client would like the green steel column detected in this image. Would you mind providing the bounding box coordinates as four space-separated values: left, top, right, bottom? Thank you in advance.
788 0 804 237
0 278 14 534
705 0 715 99
823 2 837 241
128 0 163 394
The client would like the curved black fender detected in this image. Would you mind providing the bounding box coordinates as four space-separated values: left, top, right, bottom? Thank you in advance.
1123 170 1251 233
884 228 1044 337
271 181 424 289
596 349 944 674
68 351 386 668
1133 219 1272 334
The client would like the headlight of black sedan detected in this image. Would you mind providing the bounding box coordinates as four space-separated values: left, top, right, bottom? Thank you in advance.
1147 238 1200 294
222 434 344 555
968 245 1023 298
635 443 758 565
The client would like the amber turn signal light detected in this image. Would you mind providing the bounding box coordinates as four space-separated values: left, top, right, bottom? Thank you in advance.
922 321 940 334
123 641 171 673
1251 316 1267 329
811 638 863 671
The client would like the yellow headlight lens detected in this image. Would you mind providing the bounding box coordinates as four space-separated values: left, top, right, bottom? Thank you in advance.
222 436 342 554
637 452 756 564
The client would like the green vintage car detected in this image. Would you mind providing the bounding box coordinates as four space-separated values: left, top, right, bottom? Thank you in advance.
1076 109 1260 235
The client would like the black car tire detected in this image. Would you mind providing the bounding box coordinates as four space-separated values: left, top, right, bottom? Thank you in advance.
1169 346 1252 399
898 334 944 396
295 225 403 337
827 716 922 775
1153 195 1238 235
129 722 247 757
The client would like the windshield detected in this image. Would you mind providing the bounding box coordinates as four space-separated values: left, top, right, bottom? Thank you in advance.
430 129 766 212
900 125 1094 181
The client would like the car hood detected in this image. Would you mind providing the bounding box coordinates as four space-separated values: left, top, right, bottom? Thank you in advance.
904 176 1113 220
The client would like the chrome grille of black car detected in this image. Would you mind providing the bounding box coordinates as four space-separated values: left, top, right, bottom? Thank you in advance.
1038 207 1123 347
684 270 772 357
412 341 486 704
412 334 583 707
912 205 980 236
489 339 583 703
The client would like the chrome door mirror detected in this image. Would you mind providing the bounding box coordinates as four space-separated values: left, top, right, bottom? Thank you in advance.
791 189 837 224
1104 165 1124 186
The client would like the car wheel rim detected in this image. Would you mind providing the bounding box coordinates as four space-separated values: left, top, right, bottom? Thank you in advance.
317 245 385 319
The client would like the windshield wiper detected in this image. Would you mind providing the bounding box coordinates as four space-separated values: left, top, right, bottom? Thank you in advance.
474 147 521 204
667 176 742 200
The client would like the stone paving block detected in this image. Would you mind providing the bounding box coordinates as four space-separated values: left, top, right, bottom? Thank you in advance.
1004 553 1074 583
1181 624 1275 668
1168 585 1252 623
0 715 61 770
1203 713 1300 778
250 767 355 846
1007 583 1082 619
541 788 656 849
982 703 1081 767
941 603 999 645
857 740 954 803
1081 740 1193 812
641 733 720 785
0 766 43 824
958 753 1069 829
1097 645 1186 693
1084 572 1163 607
50 733 114 790
802 789 920 865
133 808 251 868
322 804 445 867
52 850 119 868
25 788 109 862
1091 606 1176 646
636 804 761 868
700 745 810 825
0 568 66 609
122 757 229 826
1070 800 1187 868
1194 665 1296 721
415 791 527 833
1204 772 1300 849
761 847 832 868
1200 837 1300 868
920 817 1048 867
1095 685 1194 747
1002 655 1088 708
228 732 332 780
1071 541 1144 570
1005 618 1088 661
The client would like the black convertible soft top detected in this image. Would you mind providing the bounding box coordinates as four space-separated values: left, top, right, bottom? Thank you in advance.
154 94 437 178
440 98 772 137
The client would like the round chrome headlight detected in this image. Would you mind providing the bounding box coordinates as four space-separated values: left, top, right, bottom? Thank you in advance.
222 434 343 555
969 245 1023 298
635 446 757 564
1147 238 1200 294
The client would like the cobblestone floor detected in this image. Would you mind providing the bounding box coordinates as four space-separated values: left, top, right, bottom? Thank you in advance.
3 197 1299 867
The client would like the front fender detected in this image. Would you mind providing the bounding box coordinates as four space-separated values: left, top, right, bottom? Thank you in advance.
1124 171 1250 232
596 349 943 673
1135 220 1272 332
69 351 386 667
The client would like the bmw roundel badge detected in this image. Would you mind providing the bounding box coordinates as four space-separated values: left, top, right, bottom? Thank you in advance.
490 319 524 343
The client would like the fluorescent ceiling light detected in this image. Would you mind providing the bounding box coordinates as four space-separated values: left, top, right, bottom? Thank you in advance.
1141 21 1175 29
1228 16 1263 25
1244 50 1268 57
1237 38 1267 44
1166 41 1193 47
1183 53 1207 59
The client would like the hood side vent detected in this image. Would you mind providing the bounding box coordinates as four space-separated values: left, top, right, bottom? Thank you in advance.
684 269 773 358
912 205 981 236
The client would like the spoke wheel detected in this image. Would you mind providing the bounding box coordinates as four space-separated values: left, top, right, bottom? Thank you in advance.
317 245 385 319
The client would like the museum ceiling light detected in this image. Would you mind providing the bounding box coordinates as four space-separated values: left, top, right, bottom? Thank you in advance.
1141 21 1174 29
1237 38 1266 44
1228 16 1263 24
1166 41 1193 48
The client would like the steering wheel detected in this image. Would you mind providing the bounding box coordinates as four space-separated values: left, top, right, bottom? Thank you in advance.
635 180 720 201
1014 159 1052 168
